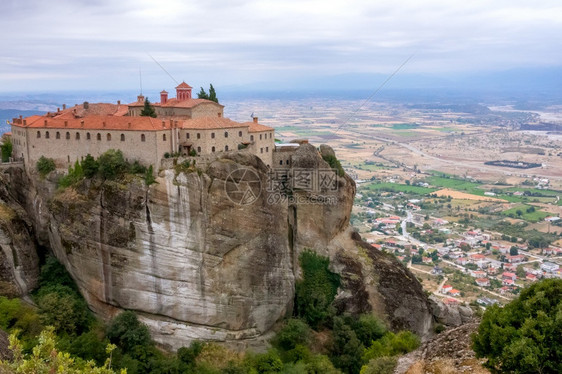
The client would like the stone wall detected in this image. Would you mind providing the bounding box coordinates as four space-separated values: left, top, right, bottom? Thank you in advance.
14 126 171 170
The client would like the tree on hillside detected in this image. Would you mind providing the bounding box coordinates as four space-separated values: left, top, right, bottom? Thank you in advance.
472 279 562 373
510 246 519 256
140 98 157 118
209 84 218 103
1 137 12 162
198 84 219 103
197 87 209 100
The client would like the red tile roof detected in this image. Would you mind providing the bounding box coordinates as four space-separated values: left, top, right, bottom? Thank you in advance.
176 82 192 89
128 98 223 109
53 103 125 118
181 117 246 130
244 121 274 133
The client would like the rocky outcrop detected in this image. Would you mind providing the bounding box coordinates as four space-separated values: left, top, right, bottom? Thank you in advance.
0 172 39 297
429 296 473 327
1 144 437 350
395 322 490 374
0 329 12 361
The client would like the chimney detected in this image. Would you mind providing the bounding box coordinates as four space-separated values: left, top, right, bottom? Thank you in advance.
218 112 222 118
23 120 27 126
103 121 106 128
65 121 68 127
47 112 50 116
62 104 66 110
83 101 89 109
80 120 84 128
19 115 22 120
117 100 121 105
44 120 47 127
57 108 60 113
160 90 168 104
253 117 258 123
162 120 166 128
137 95 144 103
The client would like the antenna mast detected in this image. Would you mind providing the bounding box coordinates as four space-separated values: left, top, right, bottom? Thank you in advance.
139 67 143 95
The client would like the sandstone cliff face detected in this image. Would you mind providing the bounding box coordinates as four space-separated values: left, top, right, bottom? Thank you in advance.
1 145 436 350
0 172 39 297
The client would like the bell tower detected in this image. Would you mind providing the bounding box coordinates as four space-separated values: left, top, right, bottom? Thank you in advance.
175 82 192 101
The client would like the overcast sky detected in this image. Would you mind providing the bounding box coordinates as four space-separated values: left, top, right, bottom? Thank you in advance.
1 0 561 93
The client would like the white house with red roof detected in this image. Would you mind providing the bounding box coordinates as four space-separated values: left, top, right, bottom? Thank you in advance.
476 278 490 287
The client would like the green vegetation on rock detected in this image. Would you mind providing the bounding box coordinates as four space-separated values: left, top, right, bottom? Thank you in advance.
36 156 56 177
294 250 340 328
472 279 562 374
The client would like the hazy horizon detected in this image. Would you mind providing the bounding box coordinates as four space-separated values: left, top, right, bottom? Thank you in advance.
1 1 561 95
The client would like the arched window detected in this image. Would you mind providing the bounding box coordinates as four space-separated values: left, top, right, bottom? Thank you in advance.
286 160 289 165
224 131 228 138
163 134 166 141
270 133 272 139
211 132 215 139
266 147 269 152
120 134 125 141
75 132 80 140
186 133 190 139
107 133 111 141
250 135 254 142
66 132 70 139
141 134 146 142
238 131 242 137
97 133 101 141
197 133 201 139
212 146 215 152
225 145 229 151
45 131 50 139
260 134 262 140
86 132 90 140
197 146 201 153
260 148 263 153
279 160 283 165
37 131 41 138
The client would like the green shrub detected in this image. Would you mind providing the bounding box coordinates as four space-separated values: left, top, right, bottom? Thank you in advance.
472 279 562 374
253 350 283 373
35 284 92 335
330 316 365 374
68 329 110 365
362 331 420 362
434 323 446 334
322 154 345 177
271 318 311 352
177 340 204 366
360 357 397 374
294 250 340 328
38 256 79 292
36 156 56 177
1 138 12 162
58 160 85 188
351 314 388 347
82 154 99 178
106 311 151 352
144 165 156 186
98 149 129 179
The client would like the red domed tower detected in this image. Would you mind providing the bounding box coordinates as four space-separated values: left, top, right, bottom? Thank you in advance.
175 82 192 101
